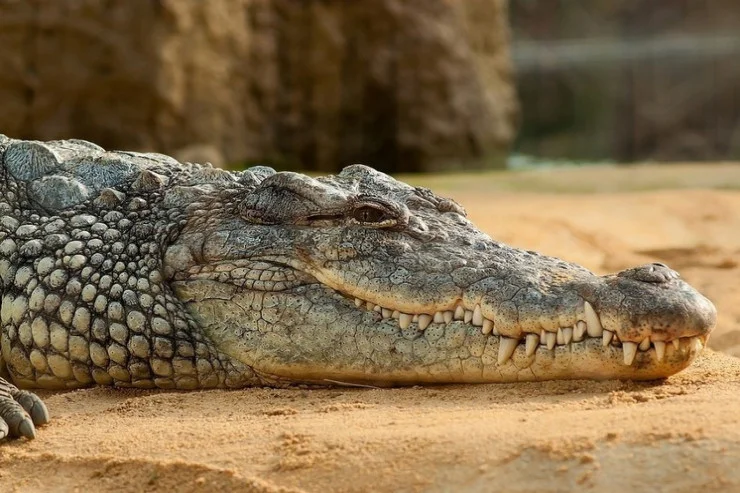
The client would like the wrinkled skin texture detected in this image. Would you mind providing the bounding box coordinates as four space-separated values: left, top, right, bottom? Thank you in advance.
0 136 716 440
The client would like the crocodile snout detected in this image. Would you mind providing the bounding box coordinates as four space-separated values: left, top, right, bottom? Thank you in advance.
590 262 716 364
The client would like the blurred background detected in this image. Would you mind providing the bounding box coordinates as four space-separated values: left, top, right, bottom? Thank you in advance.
511 0 740 165
0 0 739 353
1 0 738 171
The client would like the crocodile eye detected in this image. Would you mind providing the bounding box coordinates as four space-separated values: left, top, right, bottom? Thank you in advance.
352 205 388 224
349 196 405 229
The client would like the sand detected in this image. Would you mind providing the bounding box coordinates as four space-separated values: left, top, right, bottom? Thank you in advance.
2 164 739 492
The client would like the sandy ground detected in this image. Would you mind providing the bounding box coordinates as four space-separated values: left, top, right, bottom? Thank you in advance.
2 164 740 492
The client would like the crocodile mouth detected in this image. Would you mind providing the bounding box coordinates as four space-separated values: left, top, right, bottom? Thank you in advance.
343 293 708 368
173 259 709 378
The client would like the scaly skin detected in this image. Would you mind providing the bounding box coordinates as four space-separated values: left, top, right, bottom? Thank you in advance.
0 136 716 440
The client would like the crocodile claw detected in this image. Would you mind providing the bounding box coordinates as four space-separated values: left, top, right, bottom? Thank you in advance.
0 378 49 441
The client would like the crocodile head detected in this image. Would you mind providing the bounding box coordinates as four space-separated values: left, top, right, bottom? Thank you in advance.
167 165 716 385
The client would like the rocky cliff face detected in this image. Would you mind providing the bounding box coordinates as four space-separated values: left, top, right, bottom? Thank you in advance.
0 0 517 172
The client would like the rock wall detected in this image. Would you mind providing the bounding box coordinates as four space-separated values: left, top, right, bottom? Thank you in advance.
0 0 517 172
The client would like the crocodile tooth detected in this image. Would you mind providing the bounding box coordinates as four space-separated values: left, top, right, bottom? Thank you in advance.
382 308 393 318
433 311 445 324
492 325 500 336
454 306 465 320
540 330 547 345
354 298 363 308
672 339 680 350
693 337 703 351
525 333 539 356
399 313 413 329
373 305 382 313
418 314 433 330
584 301 603 337
464 310 473 324
472 305 483 326
653 341 666 361
562 327 573 344
602 330 614 346
366 301 375 311
392 310 400 319
546 332 556 350
412 314 419 323
482 318 494 335
556 328 565 345
623 342 638 365
573 321 586 341
639 337 650 351
498 337 518 365
690 337 700 351
443 311 453 324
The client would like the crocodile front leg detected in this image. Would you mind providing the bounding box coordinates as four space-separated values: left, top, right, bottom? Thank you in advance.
0 377 49 440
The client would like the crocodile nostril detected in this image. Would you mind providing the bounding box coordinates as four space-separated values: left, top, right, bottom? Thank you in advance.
617 263 680 283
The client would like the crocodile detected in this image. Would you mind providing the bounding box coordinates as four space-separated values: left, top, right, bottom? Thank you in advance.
0 136 716 441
